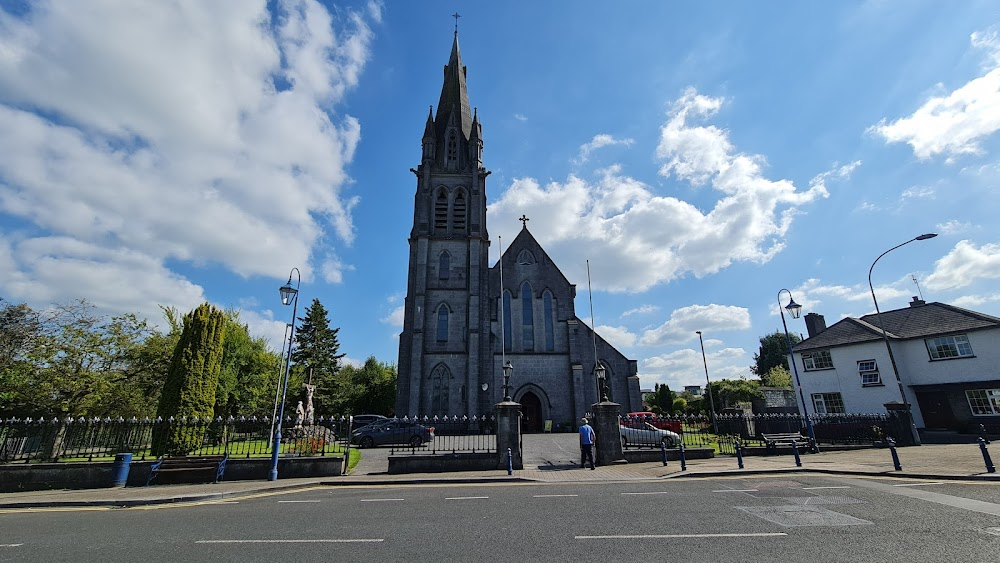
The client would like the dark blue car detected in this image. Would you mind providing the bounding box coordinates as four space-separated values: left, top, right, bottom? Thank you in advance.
351 420 434 448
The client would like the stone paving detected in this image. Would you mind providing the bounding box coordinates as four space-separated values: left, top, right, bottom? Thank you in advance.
0 442 996 509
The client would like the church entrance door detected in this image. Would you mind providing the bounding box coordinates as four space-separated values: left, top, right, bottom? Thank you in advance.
520 392 543 433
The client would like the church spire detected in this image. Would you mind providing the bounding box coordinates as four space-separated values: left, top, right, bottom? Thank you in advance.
435 29 472 142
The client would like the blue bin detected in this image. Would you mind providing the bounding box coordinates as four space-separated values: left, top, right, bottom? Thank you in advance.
112 453 133 487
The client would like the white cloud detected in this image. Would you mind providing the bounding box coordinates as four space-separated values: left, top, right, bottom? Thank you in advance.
924 240 1000 290
0 1 374 321
513 113 527 122
595 324 637 349
487 89 836 293
951 293 1000 308
870 27 1000 160
901 186 935 199
575 134 634 163
382 305 405 328
621 304 659 318
936 219 973 235
640 304 751 346
640 345 749 388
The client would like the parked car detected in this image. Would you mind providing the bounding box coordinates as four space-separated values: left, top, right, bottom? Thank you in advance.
620 421 681 448
351 414 388 429
626 411 682 433
351 419 435 448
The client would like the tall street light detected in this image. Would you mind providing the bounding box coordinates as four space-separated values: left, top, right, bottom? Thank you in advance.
869 233 936 446
695 331 719 436
269 268 300 482
778 288 817 450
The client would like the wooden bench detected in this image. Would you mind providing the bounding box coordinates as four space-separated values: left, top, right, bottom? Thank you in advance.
147 454 228 486
761 433 814 455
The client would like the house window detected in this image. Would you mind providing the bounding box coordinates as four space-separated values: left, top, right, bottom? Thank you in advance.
858 359 881 386
521 282 534 351
436 305 449 342
812 392 845 414
502 291 512 352
543 290 555 352
966 389 1000 416
926 334 974 360
802 350 834 371
439 252 450 280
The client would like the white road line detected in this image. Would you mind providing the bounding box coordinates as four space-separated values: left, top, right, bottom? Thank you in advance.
802 486 851 490
278 500 321 503
621 492 670 495
215 501 240 504
533 494 579 498
196 539 383 544
893 482 944 487
576 533 787 540
445 496 489 500
360 498 404 502
0 544 24 548
712 489 758 493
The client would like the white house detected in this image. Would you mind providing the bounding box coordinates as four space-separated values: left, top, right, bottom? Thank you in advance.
790 297 1000 433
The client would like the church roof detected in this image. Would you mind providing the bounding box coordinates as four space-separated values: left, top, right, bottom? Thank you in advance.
434 31 473 142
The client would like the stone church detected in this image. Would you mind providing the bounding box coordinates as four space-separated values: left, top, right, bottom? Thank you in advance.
395 31 642 430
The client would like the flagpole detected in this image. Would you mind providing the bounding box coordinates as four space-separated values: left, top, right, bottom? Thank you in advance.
587 259 600 401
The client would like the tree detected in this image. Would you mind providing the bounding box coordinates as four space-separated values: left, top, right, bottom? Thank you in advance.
290 299 345 415
760 365 793 389
346 357 397 416
672 397 687 413
751 331 801 377
649 383 675 414
154 303 226 455
214 309 282 418
706 378 764 412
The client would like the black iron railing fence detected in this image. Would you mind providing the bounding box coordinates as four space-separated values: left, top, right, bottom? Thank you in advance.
386 415 497 455
620 413 900 454
0 416 352 463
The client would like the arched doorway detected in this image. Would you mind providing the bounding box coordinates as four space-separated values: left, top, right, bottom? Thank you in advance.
520 391 543 433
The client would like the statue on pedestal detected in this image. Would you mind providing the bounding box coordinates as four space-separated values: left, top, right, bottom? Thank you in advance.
303 384 316 426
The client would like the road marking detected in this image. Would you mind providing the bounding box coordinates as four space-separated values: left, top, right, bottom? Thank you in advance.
893 482 944 487
854 480 1000 517
445 496 488 500
576 533 787 539
196 539 383 544
360 498 404 502
712 489 758 493
278 500 321 503
802 486 851 490
215 501 240 505
621 492 670 495
0 544 24 547
533 494 578 498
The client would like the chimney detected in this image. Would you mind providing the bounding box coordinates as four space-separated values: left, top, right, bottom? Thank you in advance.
909 296 926 308
804 313 827 337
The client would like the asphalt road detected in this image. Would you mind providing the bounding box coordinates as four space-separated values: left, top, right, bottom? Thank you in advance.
2 475 999 562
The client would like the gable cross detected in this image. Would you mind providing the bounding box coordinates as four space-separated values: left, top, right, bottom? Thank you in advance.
519 214 529 229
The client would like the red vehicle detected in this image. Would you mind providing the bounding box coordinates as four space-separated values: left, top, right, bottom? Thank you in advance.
626 412 682 434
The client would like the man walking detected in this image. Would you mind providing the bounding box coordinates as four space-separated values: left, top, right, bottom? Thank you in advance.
579 417 596 470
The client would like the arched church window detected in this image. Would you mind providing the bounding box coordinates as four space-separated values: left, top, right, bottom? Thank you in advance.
434 190 448 231
430 364 451 416
516 249 535 265
439 252 450 280
521 282 534 351
436 304 449 342
543 290 555 352
502 291 512 352
446 130 458 169
453 191 466 232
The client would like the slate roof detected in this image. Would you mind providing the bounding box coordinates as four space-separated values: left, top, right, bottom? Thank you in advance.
793 302 1000 352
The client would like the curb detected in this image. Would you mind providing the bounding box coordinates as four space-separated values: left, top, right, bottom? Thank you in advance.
663 467 1000 482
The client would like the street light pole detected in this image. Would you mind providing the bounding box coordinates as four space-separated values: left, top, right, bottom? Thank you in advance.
778 288 818 450
868 233 936 447
695 331 719 436
269 267 300 482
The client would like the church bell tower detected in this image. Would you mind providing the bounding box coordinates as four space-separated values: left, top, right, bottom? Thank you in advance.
396 29 491 417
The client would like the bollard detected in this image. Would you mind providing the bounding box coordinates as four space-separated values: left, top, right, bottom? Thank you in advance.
979 437 996 474
111 452 132 488
791 441 802 467
507 447 513 475
679 443 687 471
886 437 902 471
661 440 668 467
735 441 744 470
981 424 991 445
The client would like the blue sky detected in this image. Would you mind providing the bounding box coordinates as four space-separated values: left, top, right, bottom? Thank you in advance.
2 1 1000 392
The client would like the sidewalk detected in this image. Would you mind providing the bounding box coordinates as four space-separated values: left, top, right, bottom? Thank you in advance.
1 443 995 509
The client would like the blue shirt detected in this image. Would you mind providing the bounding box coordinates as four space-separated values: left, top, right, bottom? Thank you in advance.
579 424 595 445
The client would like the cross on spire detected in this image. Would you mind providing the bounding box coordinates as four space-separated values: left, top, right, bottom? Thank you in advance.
519 215 529 229
452 12 461 32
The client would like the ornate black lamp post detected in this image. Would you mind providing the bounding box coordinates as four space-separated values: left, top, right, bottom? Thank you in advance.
778 288 817 450
596 363 608 402
502 360 513 402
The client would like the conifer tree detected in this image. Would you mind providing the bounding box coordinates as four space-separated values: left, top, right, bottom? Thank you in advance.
289 299 345 415
153 303 226 455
